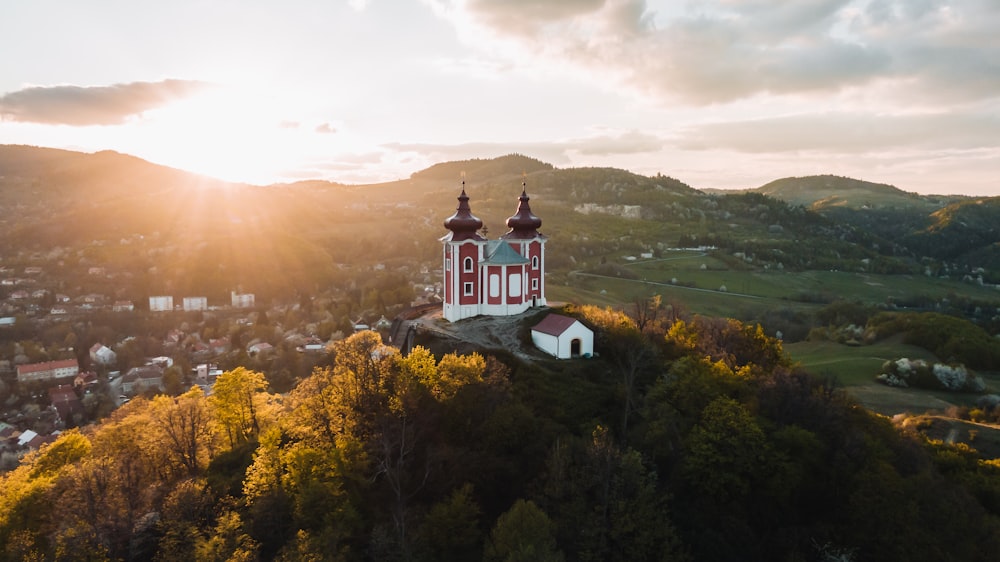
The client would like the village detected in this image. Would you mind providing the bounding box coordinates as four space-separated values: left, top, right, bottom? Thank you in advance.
0 266 425 471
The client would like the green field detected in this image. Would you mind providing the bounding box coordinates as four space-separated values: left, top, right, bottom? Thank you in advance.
785 337 1000 416
784 337 939 386
559 249 1000 320
553 252 1000 417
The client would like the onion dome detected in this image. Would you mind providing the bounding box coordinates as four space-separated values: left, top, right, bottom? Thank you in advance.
501 182 542 239
443 183 485 241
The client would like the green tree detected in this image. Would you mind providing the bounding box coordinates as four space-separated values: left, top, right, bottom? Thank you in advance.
484 499 563 562
416 483 482 562
162 365 186 396
681 397 770 503
577 306 657 441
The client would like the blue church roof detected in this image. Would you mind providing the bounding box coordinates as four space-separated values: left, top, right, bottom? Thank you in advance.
482 240 529 265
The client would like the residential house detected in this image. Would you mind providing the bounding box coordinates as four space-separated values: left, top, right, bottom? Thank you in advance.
530 314 595 359
298 336 327 353
164 329 185 347
149 356 173 369
48 385 83 427
121 365 164 395
80 294 104 305
16 358 80 384
74 371 98 389
248 342 274 355
195 363 223 384
89 343 117 365
17 429 39 447
375 315 393 330
209 337 231 355
16 429 57 452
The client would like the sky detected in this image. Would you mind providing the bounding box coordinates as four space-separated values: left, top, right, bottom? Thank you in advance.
1 0 998 195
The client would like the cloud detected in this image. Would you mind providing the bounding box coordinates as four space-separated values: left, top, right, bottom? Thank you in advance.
675 110 1000 153
315 122 337 134
0 79 210 126
427 0 1000 106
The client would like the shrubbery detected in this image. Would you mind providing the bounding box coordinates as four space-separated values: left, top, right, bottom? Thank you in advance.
877 357 985 392
868 312 1000 370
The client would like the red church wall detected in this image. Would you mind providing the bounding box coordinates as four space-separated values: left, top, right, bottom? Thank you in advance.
507 268 523 304
525 240 542 298
458 243 479 305
487 266 503 305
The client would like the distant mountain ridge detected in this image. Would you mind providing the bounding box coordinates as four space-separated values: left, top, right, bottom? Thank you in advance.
411 153 553 183
750 174 964 211
2 144 999 298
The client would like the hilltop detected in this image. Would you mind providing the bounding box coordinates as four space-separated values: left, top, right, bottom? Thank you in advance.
748 174 961 210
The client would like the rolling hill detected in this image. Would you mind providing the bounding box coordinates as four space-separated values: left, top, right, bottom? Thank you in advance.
1 144 998 303
750 174 962 210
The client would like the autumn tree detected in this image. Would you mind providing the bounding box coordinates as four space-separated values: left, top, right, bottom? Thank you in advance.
665 316 789 377
148 387 216 477
0 431 92 559
210 367 274 448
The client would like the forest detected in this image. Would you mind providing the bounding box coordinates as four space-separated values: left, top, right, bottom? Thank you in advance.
4 299 1000 562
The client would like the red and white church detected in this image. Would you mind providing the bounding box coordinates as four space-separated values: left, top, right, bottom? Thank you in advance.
440 181 547 322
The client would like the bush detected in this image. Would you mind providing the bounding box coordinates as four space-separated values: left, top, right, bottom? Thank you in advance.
876 358 985 392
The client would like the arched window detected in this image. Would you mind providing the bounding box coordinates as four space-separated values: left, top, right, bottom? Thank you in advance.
463 257 474 272
532 256 539 269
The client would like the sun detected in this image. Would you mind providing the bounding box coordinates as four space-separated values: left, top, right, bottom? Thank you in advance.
133 83 320 184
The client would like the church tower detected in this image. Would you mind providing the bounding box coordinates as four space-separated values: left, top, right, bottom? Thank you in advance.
500 180 547 309
440 178 547 322
441 182 486 322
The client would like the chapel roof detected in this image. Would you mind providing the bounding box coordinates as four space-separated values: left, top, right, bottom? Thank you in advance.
501 180 543 240
482 240 530 265
531 313 582 337
442 182 485 242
